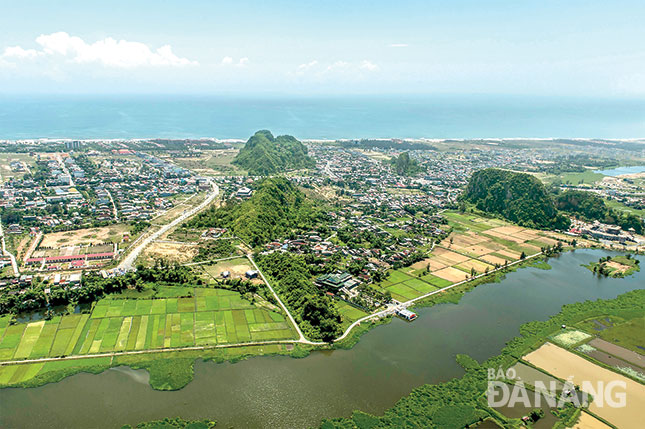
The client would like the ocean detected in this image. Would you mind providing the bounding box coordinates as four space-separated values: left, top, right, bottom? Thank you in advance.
1 94 645 140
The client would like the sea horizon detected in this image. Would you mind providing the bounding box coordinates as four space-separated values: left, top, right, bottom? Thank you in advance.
2 93 645 141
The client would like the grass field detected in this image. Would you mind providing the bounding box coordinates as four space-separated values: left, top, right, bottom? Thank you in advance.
0 287 297 364
604 199 645 218
335 300 369 329
540 169 606 186
593 316 645 354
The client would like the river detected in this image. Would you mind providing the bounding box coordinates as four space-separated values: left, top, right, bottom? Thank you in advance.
0 249 643 428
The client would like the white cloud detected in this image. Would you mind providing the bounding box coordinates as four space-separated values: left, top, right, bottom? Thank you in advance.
2 32 197 68
3 46 41 59
389 43 409 48
325 61 349 72
221 56 249 67
295 60 319 75
289 59 380 82
360 60 379 71
293 60 379 76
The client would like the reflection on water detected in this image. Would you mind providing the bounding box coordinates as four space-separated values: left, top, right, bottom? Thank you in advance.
0 249 643 429
109 367 150 385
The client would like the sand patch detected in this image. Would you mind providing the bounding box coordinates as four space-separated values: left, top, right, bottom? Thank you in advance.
40 224 129 247
605 261 632 274
144 242 199 264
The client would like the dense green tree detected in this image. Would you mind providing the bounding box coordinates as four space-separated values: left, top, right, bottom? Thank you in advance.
462 168 570 230
233 130 315 175
187 177 325 247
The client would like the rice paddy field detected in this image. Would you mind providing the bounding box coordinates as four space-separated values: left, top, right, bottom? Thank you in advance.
0 288 297 370
373 211 569 303
523 342 645 429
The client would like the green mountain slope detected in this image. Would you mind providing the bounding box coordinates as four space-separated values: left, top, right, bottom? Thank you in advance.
462 168 569 229
187 177 324 247
233 130 315 175
555 190 643 233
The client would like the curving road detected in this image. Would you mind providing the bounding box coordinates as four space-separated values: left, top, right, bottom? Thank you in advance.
118 181 219 271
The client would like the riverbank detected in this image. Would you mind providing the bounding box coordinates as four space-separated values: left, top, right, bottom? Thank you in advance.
0 253 572 391
321 287 645 428
1 249 642 428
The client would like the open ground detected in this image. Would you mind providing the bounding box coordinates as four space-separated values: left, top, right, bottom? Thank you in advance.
39 224 132 248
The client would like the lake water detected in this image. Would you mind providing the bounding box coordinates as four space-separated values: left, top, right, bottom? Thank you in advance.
595 165 645 176
2 95 645 140
0 249 643 428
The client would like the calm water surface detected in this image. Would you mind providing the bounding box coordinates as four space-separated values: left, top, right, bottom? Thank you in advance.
0 249 643 428
595 165 645 176
2 95 645 139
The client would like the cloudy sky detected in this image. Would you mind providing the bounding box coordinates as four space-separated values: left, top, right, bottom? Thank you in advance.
1 0 645 96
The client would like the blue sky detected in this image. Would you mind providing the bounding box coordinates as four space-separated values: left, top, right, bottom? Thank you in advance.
1 0 645 96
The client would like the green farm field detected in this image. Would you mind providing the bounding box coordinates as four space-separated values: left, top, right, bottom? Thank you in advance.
0 287 297 364
335 300 369 330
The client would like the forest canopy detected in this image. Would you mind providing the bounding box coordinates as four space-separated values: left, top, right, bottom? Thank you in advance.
462 168 570 230
233 130 315 175
186 177 325 247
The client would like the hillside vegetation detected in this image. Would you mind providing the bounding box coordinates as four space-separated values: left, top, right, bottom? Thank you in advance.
462 168 570 230
256 252 342 342
555 190 643 234
186 177 325 247
233 130 315 175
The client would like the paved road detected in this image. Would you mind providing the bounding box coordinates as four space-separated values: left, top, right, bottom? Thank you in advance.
332 251 544 343
118 181 219 271
21 231 42 268
0 221 19 277
57 154 75 188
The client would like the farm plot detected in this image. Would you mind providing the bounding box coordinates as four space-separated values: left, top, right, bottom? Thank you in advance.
375 269 443 302
523 342 645 429
433 266 469 282
373 212 563 304
587 338 645 368
573 412 612 429
0 288 297 363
